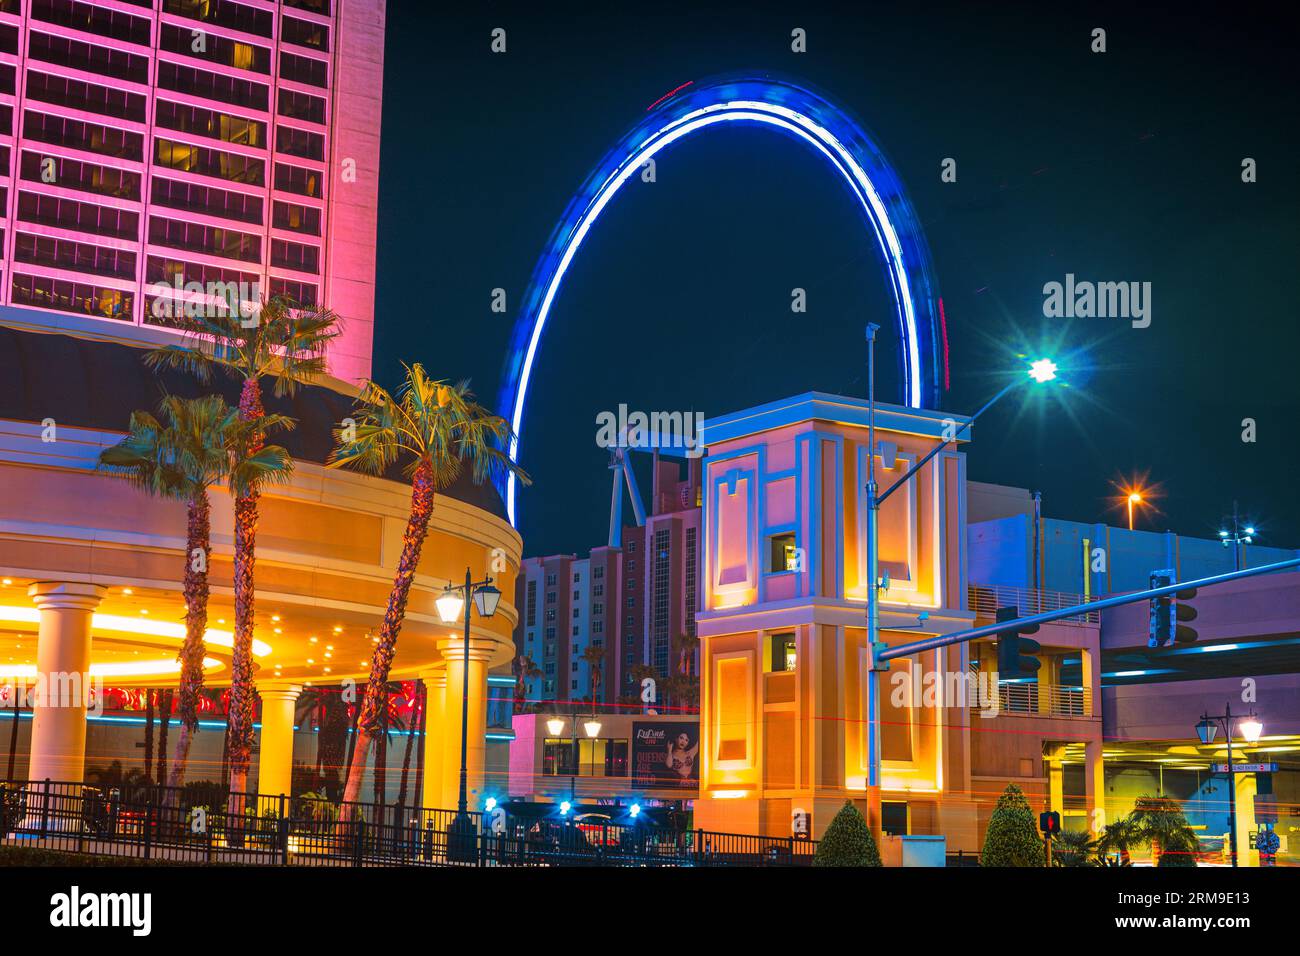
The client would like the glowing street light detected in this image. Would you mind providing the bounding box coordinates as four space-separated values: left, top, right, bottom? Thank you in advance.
1027 358 1058 383
1127 492 1143 531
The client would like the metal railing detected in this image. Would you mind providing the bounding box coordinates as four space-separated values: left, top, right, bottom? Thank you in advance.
991 682 1091 718
968 584 1100 626
0 780 816 868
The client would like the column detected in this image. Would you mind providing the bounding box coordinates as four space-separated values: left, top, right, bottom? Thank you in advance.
419 668 447 810
256 684 301 798
1234 772 1258 867
1045 743 1066 816
439 637 491 812
1084 738 1106 833
27 582 105 786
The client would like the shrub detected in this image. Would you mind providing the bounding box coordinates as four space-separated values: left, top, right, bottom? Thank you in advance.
813 801 881 867
980 784 1043 867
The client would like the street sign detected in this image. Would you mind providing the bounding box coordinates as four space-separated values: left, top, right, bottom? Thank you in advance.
1211 762 1278 773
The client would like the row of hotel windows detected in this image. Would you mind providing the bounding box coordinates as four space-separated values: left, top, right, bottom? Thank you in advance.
7 271 318 324
21 102 326 165
15 154 321 238
21 28 330 105
15 193 321 271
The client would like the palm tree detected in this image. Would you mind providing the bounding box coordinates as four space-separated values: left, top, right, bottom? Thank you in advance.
99 394 292 795
1096 816 1140 866
145 297 338 800
327 366 528 809
514 654 543 709
1052 828 1099 866
580 645 605 705
1129 795 1199 865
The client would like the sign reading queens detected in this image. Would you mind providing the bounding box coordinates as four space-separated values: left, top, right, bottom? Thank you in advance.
632 722 700 789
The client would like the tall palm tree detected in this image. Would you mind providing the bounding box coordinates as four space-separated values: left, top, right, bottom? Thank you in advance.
99 394 293 794
514 654 543 710
580 645 605 706
328 366 528 809
145 297 337 800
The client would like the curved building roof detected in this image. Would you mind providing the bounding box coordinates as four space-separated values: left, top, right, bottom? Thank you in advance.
0 325 508 520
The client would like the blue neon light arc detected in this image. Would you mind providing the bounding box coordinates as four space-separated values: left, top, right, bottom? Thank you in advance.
499 76 944 525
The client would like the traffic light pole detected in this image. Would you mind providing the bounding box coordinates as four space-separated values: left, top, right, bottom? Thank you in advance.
876 554 1300 663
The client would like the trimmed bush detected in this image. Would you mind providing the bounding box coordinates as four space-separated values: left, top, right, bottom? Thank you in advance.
813 801 881 867
980 783 1044 867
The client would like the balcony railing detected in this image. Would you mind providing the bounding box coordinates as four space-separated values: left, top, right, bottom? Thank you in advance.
986 681 1092 718
968 584 1099 626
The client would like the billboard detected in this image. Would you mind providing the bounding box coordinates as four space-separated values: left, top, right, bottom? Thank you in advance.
632 721 699 789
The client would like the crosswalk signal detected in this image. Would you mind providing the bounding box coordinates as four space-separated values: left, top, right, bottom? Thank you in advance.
1039 810 1061 837
995 606 1041 677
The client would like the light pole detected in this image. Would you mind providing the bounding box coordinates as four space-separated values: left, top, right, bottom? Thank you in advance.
863 324 1056 832
435 568 501 862
1127 492 1142 531
1218 501 1256 572
1195 704 1263 867
547 711 602 810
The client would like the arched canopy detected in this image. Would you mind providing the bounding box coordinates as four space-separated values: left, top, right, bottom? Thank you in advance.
499 75 943 525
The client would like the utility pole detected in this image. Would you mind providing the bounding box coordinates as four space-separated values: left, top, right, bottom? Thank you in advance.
864 324 883 838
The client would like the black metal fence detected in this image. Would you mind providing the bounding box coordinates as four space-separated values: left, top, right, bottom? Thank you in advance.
0 779 816 868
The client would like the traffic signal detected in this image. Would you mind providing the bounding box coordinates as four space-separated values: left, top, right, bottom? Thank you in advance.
995 606 1041 677
1148 570 1173 647
1148 569 1200 647
1039 810 1061 837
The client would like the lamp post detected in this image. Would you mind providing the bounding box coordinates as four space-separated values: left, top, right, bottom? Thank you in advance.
546 709 602 807
863 324 1056 833
436 568 501 862
1218 501 1256 572
1195 704 1263 867
1127 492 1142 531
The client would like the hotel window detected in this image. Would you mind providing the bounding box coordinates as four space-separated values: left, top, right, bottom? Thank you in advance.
572 626 579 637
21 152 141 201
592 603 602 615
162 0 273 39
32 0 152 45
24 71 147 122
592 620 603 634
626 596 635 609
624 615 634 629
280 51 327 88
768 532 799 572
159 23 270 73
149 217 261 263
768 632 797 673
545 608 555 622
156 138 265 186
275 125 324 161
882 802 909 837
546 591 555 604
286 0 331 14
281 16 329 52
11 273 133 321
157 61 268 111
278 89 326 125
525 581 536 626
273 201 321 236
15 234 136 281
27 31 149 84
0 63 14 95
572 590 580 600
153 178 263 225
593 583 603 597
545 627 555 640
573 572 581 583
572 608 579 619
24 111 143 161
270 238 320 273
594 567 604 579
155 100 266 148
267 278 318 308
627 541 636 552
627 558 635 572
685 527 697 638
545 573 556 586
18 192 138 239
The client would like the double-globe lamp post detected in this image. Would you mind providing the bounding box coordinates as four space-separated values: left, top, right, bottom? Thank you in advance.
863 322 1057 833
436 568 501 863
1195 705 1263 867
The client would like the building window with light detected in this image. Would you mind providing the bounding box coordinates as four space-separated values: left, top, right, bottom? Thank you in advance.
769 632 797 672
768 532 799 573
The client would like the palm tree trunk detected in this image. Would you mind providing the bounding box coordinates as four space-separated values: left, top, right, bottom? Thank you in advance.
168 491 210 793
411 682 426 812
339 459 436 814
396 689 418 809
227 376 264 838
156 689 172 786
6 685 19 783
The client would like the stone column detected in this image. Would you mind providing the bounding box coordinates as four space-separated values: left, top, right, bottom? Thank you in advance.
27 582 105 786
439 637 492 812
1084 738 1106 833
419 668 447 811
256 684 302 799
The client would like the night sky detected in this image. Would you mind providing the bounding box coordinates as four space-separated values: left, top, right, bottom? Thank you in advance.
373 1 1299 559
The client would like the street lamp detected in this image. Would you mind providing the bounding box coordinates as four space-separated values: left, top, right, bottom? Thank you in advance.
1127 492 1142 531
548 710 603 806
1194 704 1262 867
1219 501 1256 572
863 324 1056 832
436 568 500 862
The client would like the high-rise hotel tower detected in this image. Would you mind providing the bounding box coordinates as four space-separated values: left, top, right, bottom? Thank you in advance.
0 0 383 383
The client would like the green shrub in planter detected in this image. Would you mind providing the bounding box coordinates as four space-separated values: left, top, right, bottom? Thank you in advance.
980 784 1043 867
813 801 881 867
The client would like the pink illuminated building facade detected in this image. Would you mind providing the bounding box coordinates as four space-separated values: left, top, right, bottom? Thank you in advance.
0 0 384 384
